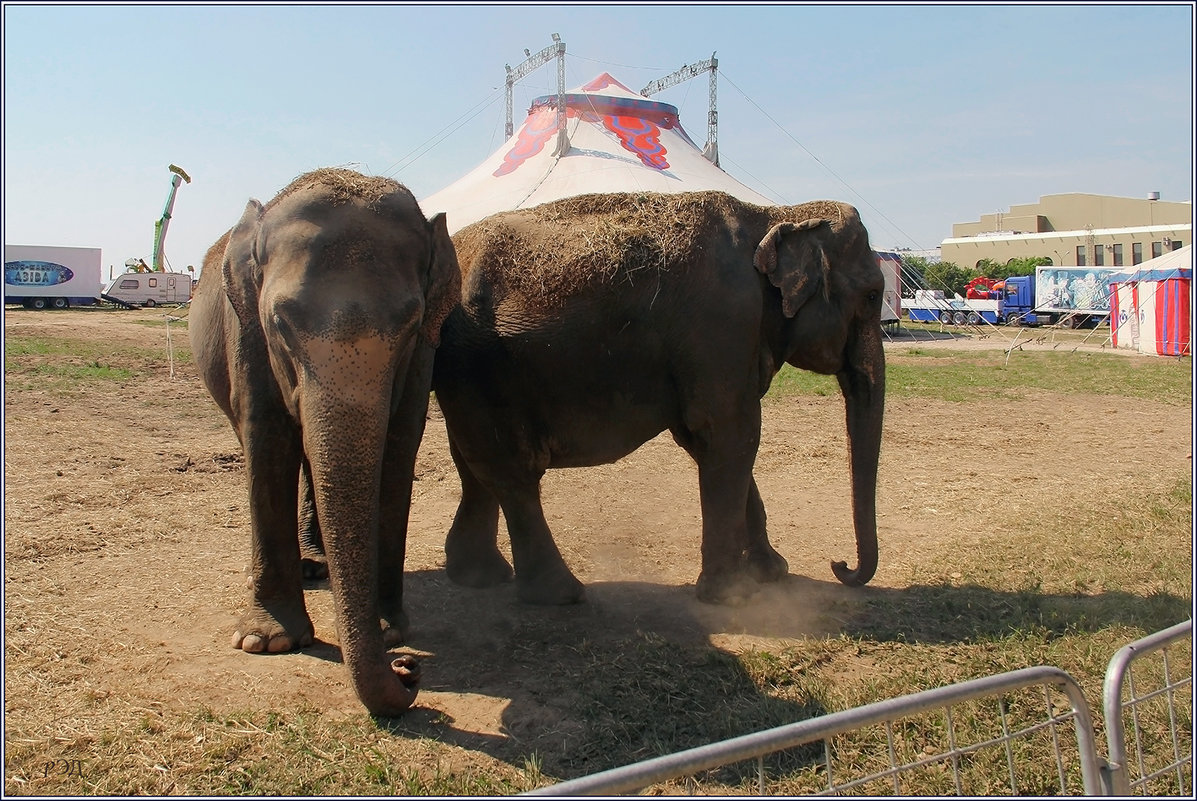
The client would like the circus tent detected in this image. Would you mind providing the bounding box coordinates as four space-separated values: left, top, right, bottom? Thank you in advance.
1108 245 1192 356
420 72 774 235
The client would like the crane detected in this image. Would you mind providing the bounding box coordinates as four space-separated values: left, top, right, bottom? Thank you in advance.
151 164 191 273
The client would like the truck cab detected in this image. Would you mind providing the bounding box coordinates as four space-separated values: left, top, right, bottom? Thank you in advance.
1002 276 1037 325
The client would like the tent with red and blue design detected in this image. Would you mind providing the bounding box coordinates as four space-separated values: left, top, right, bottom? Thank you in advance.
421 72 773 235
1108 245 1192 356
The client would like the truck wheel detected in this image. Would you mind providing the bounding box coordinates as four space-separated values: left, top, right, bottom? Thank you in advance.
1006 312 1019 325
144 299 157 308
30 297 48 310
939 310 952 325
51 297 68 310
952 311 966 325
966 311 980 325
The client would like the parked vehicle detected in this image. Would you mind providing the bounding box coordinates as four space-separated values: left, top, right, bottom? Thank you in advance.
102 163 195 308
905 288 1000 326
1001 266 1118 327
907 267 1118 327
4 244 103 309
102 269 193 307
875 250 903 326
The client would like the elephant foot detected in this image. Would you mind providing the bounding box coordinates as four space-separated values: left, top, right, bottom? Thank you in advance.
233 604 314 653
743 545 789 584
695 568 758 605
301 555 329 581
516 567 584 605
445 545 515 588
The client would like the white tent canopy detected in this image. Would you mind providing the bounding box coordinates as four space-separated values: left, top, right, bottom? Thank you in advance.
1108 245 1192 356
421 72 774 234
1107 244 1193 284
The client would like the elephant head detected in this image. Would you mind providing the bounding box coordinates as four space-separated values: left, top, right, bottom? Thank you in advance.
754 203 885 586
200 168 460 715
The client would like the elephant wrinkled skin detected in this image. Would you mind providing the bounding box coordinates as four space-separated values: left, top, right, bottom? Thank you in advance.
190 168 460 716
432 191 885 605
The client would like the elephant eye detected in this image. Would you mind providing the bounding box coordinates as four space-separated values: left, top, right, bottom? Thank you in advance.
867 291 879 302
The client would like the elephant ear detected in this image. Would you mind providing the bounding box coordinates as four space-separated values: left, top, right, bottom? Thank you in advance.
753 218 832 318
220 199 266 330
420 212 462 347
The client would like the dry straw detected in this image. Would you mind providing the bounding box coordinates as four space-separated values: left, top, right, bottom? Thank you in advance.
452 191 857 310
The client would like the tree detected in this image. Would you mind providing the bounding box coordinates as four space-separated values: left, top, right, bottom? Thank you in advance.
915 259 974 298
980 256 1050 281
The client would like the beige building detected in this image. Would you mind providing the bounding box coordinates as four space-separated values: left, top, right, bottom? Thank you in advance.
941 193 1191 270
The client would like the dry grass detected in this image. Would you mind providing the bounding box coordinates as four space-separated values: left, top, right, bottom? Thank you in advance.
3 308 1191 796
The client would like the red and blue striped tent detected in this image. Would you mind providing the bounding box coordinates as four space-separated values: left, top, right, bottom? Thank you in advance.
1108 245 1192 356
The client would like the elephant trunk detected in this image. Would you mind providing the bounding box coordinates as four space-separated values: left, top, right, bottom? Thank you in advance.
301 340 419 716
832 323 885 586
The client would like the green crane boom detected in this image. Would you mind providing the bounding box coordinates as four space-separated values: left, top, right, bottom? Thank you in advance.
151 164 191 273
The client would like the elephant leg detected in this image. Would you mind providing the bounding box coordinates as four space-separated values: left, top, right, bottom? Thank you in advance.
672 403 761 604
235 417 313 653
444 439 514 587
297 458 328 581
493 477 584 605
743 477 788 583
375 346 436 646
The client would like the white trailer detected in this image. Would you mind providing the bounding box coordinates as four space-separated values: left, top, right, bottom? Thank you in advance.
103 270 194 308
4 244 103 309
875 250 902 325
904 288 1000 325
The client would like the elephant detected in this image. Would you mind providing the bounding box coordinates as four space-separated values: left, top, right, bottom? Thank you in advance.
431 191 885 605
190 168 460 716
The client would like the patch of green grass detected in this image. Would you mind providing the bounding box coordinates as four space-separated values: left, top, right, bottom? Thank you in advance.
766 350 1192 404
3 334 187 393
766 365 840 397
133 317 189 330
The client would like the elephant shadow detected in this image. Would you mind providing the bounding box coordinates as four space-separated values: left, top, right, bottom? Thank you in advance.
365 569 846 783
333 569 1189 784
838 580 1191 644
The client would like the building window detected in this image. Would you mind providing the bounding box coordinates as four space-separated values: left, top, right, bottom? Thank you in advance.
1152 241 1163 259
1170 239 1183 251
1076 245 1086 266
1132 242 1143 265
1094 245 1105 266
1112 243 1123 266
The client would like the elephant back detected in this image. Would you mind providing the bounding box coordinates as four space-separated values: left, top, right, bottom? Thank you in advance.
264 168 422 221
451 191 760 312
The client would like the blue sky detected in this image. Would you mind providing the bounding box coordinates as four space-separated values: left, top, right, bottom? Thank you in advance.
3 2 1193 279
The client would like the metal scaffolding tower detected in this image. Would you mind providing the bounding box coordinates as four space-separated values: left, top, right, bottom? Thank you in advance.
504 33 568 156
640 53 719 166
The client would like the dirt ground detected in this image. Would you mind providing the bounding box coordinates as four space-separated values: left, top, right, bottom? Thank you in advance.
3 309 1191 777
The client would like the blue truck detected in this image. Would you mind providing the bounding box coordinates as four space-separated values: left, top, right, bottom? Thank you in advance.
907 266 1117 327
1001 266 1117 328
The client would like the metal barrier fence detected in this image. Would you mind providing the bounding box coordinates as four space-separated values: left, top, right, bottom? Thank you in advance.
525 621 1193 796
1103 620 1193 796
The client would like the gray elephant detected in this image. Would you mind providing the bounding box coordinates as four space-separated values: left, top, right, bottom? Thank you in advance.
190 168 460 716
432 191 884 605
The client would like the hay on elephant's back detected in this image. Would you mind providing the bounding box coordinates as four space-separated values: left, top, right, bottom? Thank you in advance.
265 168 416 211
454 192 861 309
455 191 749 308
